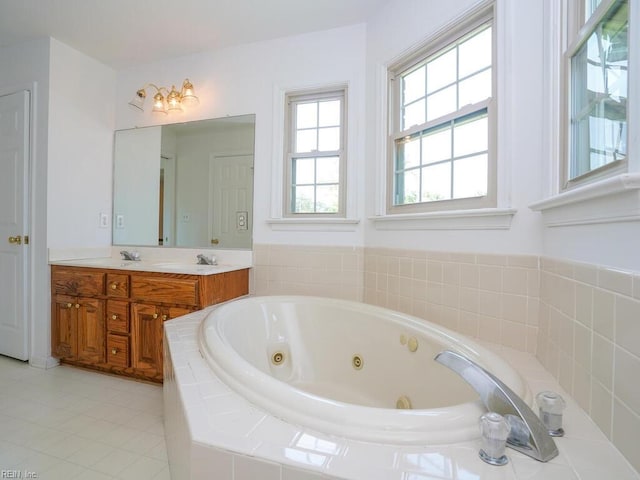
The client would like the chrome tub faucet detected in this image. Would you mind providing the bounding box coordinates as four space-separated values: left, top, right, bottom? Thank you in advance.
435 350 559 463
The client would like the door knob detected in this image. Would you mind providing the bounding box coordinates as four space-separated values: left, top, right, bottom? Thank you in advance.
210 238 219 245
8 236 22 245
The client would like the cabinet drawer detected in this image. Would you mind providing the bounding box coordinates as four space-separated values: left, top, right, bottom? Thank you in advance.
106 273 129 298
107 334 129 368
106 300 129 333
52 268 104 296
131 276 199 306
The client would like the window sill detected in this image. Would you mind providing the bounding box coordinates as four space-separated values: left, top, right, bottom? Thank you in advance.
529 173 640 227
266 218 360 232
369 208 516 230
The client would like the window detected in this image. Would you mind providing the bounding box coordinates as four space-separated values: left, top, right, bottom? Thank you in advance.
284 88 346 216
388 8 495 213
565 0 628 187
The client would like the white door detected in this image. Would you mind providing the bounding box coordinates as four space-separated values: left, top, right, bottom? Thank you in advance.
0 90 30 360
209 154 253 249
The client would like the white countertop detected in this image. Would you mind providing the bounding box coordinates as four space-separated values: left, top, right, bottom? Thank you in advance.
49 257 251 276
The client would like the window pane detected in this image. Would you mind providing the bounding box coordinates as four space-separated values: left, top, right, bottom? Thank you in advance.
318 127 340 151
293 158 315 184
316 185 339 212
316 156 340 183
297 103 317 129
459 69 492 107
319 100 341 127
586 0 603 21
454 114 488 157
404 66 426 104
453 154 487 198
427 85 456 122
422 125 451 165
459 26 492 78
293 186 315 213
397 168 420 204
296 129 317 153
426 48 456 94
397 136 421 169
403 99 425 129
422 163 451 202
570 0 628 179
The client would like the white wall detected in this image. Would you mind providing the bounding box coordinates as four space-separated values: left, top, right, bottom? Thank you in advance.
115 24 367 248
47 39 116 249
112 126 161 245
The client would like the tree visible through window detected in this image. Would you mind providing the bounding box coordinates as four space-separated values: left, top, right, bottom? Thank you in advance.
568 0 628 182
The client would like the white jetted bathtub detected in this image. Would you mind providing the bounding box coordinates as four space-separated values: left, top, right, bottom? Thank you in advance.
198 295 531 445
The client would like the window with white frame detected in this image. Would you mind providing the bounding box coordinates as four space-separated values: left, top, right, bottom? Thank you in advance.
284 88 347 216
388 7 495 213
565 0 628 187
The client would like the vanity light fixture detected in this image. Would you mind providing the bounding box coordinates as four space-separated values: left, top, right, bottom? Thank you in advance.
128 78 199 114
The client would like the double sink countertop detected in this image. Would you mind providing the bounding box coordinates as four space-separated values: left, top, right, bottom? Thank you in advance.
49 257 251 276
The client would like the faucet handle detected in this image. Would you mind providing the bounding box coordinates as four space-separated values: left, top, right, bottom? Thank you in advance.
479 412 510 466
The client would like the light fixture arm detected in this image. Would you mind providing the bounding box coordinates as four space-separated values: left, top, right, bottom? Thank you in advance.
128 79 199 114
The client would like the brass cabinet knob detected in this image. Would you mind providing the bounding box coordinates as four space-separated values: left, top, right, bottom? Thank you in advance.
111 348 118 355
162 314 168 321
152 313 158 319
110 283 118 290
66 303 72 308
74 303 80 309
210 238 219 245
111 314 117 320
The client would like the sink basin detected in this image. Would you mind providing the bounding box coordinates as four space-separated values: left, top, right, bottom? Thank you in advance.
67 258 138 268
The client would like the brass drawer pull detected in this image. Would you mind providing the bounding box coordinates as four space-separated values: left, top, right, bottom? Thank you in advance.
75 303 80 309
111 314 118 320
66 303 72 308
153 313 158 319
111 348 118 355
110 283 118 290
162 314 168 321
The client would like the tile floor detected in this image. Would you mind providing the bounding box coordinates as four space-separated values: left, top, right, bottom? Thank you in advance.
0 355 170 479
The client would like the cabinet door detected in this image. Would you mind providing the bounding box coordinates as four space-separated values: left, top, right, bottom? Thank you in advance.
131 303 163 375
77 297 105 364
52 295 77 360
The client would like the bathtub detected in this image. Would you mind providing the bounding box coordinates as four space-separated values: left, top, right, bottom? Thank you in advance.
198 295 530 445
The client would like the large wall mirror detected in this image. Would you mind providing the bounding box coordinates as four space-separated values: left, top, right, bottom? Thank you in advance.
113 114 255 249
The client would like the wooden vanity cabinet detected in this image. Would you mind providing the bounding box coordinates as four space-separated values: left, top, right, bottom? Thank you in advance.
131 303 194 379
51 265 249 382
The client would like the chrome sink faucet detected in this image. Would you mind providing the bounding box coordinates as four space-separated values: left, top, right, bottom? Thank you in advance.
196 254 216 265
435 350 558 463
119 250 141 261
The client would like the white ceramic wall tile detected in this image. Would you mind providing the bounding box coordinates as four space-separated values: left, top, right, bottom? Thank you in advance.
612 399 640 473
615 295 640 358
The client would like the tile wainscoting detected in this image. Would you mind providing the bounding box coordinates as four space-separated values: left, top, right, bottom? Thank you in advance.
252 243 640 472
537 257 640 472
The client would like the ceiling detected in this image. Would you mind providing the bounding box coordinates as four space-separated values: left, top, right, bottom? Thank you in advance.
0 0 389 69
